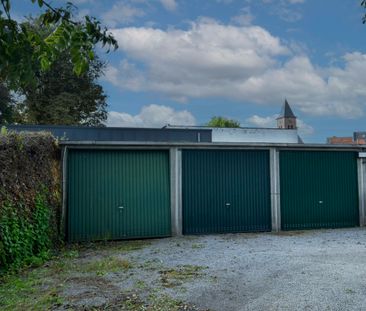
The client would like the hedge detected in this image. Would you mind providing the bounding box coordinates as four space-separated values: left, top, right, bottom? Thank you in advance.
0 129 61 272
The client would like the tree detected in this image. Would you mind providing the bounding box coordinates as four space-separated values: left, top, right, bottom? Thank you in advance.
362 1 366 23
0 0 117 91
19 52 107 126
0 82 15 124
206 116 241 128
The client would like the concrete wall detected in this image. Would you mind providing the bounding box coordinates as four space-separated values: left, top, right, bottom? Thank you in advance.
211 128 299 143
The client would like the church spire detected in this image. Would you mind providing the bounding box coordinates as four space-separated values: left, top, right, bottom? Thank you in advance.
277 99 297 129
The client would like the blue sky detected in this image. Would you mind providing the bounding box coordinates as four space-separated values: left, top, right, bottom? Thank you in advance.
13 0 366 142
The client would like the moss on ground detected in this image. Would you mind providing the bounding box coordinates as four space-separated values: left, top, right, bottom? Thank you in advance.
0 267 64 310
159 265 206 288
81 256 133 276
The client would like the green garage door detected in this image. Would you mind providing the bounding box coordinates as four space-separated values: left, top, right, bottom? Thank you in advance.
280 151 359 230
67 149 171 242
182 150 271 234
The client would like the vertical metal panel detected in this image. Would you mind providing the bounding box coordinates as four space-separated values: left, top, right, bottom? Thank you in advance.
182 150 271 234
357 159 366 226
67 149 171 242
280 151 359 230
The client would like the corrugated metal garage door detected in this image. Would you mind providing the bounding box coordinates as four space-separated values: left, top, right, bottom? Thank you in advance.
280 151 359 230
182 150 271 234
67 149 171 242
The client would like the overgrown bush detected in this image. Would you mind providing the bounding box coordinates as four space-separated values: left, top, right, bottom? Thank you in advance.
0 129 61 273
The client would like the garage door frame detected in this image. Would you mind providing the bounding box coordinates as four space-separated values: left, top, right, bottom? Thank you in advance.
64 146 172 242
279 150 360 230
181 148 272 234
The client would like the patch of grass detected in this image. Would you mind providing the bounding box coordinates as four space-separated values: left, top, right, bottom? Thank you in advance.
191 243 204 249
116 240 151 252
274 230 309 236
148 293 202 311
140 258 164 271
135 280 147 289
122 293 144 310
159 265 206 288
0 268 63 311
105 292 196 311
81 256 133 276
148 293 184 311
62 249 79 259
63 239 151 255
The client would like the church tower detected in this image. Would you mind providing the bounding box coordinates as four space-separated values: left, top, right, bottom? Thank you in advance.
277 99 297 129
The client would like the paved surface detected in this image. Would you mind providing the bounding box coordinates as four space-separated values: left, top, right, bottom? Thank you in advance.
61 228 366 310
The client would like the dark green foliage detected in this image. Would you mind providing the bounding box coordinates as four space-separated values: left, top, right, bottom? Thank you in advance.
206 116 240 128
0 83 15 124
0 132 60 207
0 0 117 91
0 131 60 273
362 0 366 23
20 52 108 125
0 193 51 271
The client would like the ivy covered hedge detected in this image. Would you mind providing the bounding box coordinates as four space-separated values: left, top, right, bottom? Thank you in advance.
0 130 61 273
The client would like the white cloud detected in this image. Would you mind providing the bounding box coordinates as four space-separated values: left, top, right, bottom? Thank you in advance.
159 0 177 11
246 114 277 128
261 0 305 4
246 114 314 136
297 119 314 136
101 1 145 27
104 60 145 91
106 104 196 127
275 7 302 22
71 0 95 3
76 8 91 22
108 19 366 119
262 0 304 22
231 7 255 26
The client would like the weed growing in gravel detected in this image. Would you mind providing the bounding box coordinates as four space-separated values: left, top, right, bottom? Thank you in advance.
140 258 164 271
135 280 147 289
0 268 63 310
65 239 151 255
191 243 204 249
148 293 185 310
116 292 200 311
116 240 151 252
82 256 133 276
159 265 206 288
62 249 79 259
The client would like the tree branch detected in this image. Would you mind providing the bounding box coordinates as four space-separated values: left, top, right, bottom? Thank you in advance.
42 0 78 26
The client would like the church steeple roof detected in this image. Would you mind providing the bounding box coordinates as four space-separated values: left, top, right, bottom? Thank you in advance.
277 99 296 119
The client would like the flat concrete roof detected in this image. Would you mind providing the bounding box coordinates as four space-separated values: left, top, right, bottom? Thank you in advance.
59 140 366 151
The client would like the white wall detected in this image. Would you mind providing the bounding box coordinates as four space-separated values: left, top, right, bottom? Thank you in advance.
212 128 299 143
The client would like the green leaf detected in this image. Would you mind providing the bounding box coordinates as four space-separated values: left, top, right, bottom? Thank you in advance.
88 50 94 60
40 56 50 70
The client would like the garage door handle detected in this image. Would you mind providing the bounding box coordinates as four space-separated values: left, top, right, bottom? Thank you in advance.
118 206 125 210
225 203 231 207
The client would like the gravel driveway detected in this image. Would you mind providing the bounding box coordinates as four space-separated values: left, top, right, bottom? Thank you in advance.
3 228 366 310
116 228 366 311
